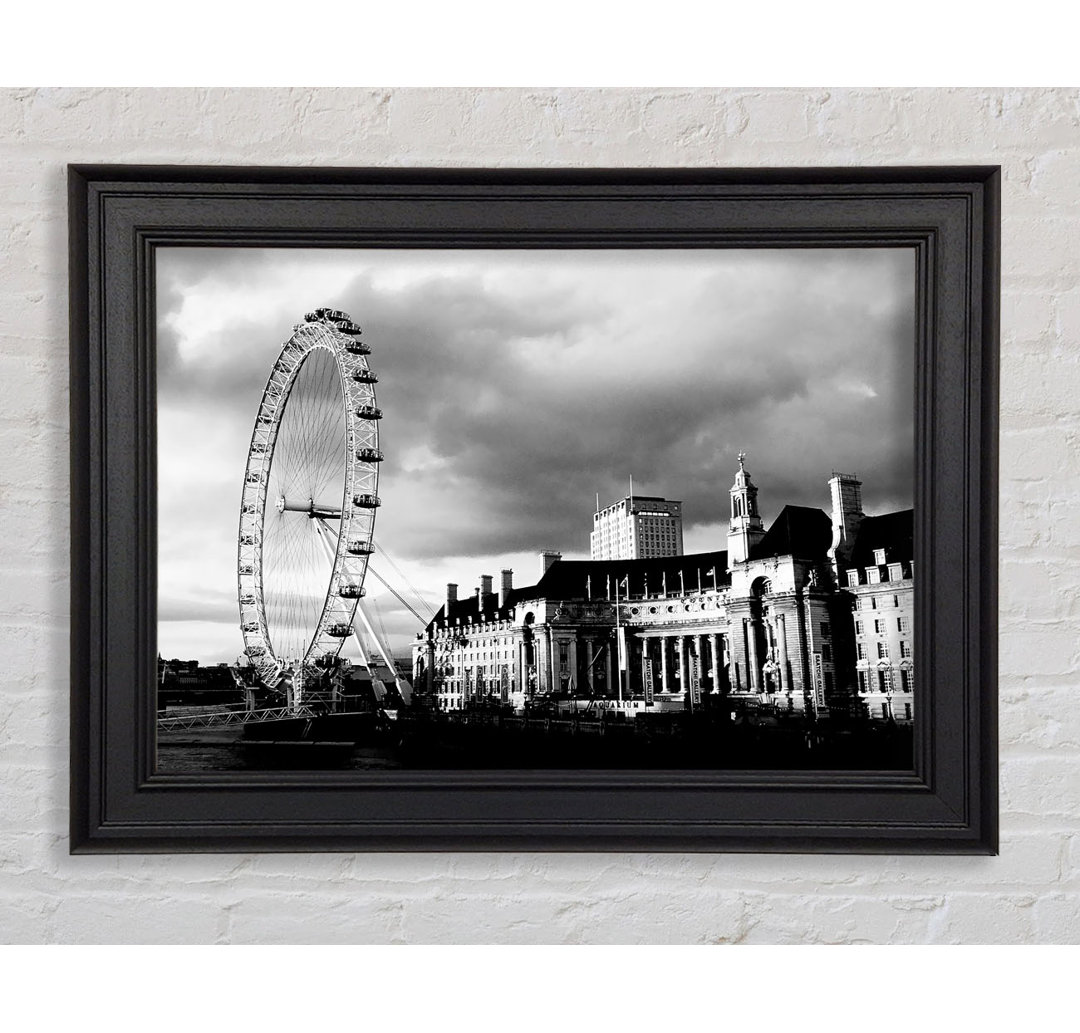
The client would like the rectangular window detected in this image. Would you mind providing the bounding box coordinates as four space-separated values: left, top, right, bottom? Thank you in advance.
857 643 867 660
847 571 859 588
822 644 832 662
898 616 910 633
855 620 863 636
870 596 878 609
877 642 888 659
900 640 912 658
901 669 912 692
820 621 830 638
888 564 903 582
874 619 886 634
823 671 834 693
874 548 886 565
867 568 881 585
904 703 912 720
858 671 869 693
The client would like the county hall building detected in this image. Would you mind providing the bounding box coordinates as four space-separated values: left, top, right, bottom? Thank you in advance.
412 458 915 723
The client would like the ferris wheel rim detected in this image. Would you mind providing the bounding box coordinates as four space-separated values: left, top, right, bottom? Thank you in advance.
236 314 381 686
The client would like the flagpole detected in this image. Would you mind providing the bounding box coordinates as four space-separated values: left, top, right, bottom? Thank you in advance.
614 575 623 703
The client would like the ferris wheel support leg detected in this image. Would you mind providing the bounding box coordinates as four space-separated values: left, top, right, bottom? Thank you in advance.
354 600 413 706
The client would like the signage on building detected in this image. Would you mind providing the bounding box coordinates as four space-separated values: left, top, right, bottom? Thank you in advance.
643 657 654 705
690 654 701 705
813 651 825 706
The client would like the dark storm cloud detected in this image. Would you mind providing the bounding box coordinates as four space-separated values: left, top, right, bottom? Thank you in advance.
333 250 914 557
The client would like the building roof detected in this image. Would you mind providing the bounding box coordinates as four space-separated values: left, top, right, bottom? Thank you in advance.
750 505 833 562
426 550 730 628
849 509 915 568
529 551 729 602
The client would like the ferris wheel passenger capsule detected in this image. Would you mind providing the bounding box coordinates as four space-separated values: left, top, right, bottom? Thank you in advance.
355 447 383 463
352 368 378 383
338 583 366 598
346 540 376 555
355 404 382 420
352 493 381 509
327 623 353 638
345 339 371 355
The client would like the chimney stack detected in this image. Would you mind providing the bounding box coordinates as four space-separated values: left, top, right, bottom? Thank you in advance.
445 583 458 617
479 574 493 611
499 569 513 608
828 472 864 575
540 550 562 576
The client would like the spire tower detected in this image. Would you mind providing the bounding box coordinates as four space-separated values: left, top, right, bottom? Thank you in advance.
727 452 766 564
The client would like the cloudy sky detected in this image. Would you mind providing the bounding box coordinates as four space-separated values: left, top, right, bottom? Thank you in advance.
156 247 915 664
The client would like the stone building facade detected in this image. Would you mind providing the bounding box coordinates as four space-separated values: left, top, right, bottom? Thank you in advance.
413 459 914 723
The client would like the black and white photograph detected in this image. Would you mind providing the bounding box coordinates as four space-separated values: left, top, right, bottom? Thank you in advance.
156 245 916 772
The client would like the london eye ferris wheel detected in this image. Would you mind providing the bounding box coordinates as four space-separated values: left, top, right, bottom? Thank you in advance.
236 308 387 705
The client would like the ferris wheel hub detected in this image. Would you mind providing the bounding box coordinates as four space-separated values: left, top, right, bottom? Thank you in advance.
276 495 343 520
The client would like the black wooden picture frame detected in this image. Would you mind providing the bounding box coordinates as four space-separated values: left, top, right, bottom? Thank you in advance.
68 165 999 853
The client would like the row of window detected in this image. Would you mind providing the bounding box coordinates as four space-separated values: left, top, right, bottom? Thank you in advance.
848 563 908 587
854 594 903 610
858 668 913 693
855 617 911 635
857 641 913 659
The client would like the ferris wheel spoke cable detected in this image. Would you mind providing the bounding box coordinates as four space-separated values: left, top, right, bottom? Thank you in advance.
371 541 439 621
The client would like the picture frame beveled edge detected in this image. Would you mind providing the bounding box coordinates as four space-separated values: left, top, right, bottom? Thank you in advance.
67 164 1000 854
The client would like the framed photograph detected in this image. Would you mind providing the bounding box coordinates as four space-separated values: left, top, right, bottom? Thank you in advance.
69 165 998 852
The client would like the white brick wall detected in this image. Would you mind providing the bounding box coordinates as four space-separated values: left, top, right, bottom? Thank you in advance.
1 87 1075 944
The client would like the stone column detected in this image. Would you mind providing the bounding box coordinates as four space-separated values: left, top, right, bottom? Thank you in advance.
709 633 719 692
777 613 789 692
548 629 558 694
516 637 525 699
660 635 670 692
568 637 579 695
584 638 594 695
635 635 643 700
605 638 614 699
537 629 550 694
747 618 760 692
677 635 688 702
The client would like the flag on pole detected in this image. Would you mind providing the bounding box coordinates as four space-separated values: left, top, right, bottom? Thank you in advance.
617 627 628 671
